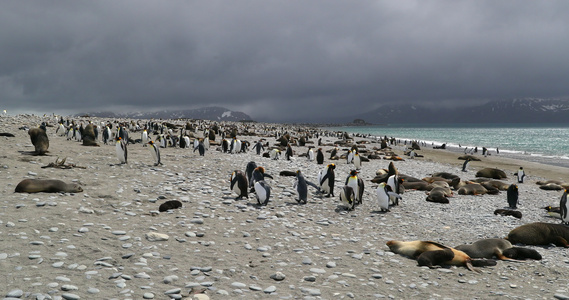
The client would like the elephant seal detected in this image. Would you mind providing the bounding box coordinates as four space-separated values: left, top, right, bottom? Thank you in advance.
158 200 183 212
28 126 49 155
455 238 514 260
386 240 481 272
494 209 522 219
502 247 542 260
82 123 99 146
417 249 455 268
426 187 451 204
457 183 488 195
475 168 507 179
507 222 569 247
15 179 83 193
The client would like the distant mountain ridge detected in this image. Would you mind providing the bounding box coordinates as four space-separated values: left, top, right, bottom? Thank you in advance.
355 98 569 124
78 106 253 122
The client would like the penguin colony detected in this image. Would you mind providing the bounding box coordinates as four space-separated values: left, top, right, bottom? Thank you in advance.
16 115 569 273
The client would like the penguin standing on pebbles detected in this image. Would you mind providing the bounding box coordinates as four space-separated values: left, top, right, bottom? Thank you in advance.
254 180 271 205
148 140 162 166
516 167 526 183
318 163 336 197
340 185 356 210
316 148 324 164
346 170 364 205
376 182 390 211
462 158 471 172
116 137 127 164
560 189 569 225
294 170 309 204
230 170 248 200
507 184 519 209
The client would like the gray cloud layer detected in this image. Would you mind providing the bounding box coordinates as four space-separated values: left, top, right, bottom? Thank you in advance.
2 1 569 122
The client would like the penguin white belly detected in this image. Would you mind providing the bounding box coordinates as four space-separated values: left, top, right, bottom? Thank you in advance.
376 186 389 211
116 142 126 163
347 177 359 200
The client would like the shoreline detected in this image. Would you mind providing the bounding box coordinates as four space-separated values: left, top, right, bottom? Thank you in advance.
2 114 569 299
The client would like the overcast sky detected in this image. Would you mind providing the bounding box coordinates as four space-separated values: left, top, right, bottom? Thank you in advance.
2 1 569 122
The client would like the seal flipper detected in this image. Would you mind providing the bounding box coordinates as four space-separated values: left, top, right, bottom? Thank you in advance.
551 236 569 247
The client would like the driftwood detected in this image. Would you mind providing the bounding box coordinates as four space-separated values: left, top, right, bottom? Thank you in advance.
41 157 86 169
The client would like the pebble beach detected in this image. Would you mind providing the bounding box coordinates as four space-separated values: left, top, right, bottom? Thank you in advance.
2 115 569 300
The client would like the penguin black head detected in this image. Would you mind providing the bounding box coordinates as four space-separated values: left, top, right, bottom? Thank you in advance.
349 170 359 176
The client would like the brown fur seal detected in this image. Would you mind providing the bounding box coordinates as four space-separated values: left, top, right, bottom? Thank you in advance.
159 200 183 212
455 238 514 260
426 186 451 204
15 179 83 193
458 155 481 161
539 183 564 191
431 172 460 180
507 222 569 247
475 168 507 179
474 179 511 191
502 247 542 260
417 249 454 268
82 123 99 146
457 183 488 195
402 180 431 191
28 126 49 155
386 240 480 272
494 209 522 219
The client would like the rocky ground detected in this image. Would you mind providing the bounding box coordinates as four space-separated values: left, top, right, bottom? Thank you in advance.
1 115 569 300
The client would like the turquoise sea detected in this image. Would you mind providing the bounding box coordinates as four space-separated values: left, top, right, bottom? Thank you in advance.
323 124 569 169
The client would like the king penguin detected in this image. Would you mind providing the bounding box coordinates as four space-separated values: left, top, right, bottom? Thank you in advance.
462 158 471 172
194 140 205 156
245 161 258 188
307 148 315 161
346 170 364 205
316 148 324 164
254 180 271 205
516 167 526 183
103 126 112 145
285 145 293 161
270 149 281 160
339 185 356 211
318 163 336 197
148 140 161 166
142 129 149 147
230 170 248 200
294 170 309 204
353 152 362 170
507 184 519 209
116 137 128 164
560 189 569 225
376 182 390 212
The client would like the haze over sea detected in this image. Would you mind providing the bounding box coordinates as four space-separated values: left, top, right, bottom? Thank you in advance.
324 123 569 169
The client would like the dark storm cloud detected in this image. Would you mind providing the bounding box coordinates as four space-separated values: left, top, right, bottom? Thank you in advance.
2 1 569 122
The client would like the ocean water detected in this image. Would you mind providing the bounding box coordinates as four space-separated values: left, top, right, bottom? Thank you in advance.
323 123 569 168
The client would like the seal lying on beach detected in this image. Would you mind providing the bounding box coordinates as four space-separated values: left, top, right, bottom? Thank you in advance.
494 209 522 219
475 168 507 179
454 238 540 260
426 186 451 203
507 222 569 247
386 240 495 272
15 179 83 193
457 183 489 195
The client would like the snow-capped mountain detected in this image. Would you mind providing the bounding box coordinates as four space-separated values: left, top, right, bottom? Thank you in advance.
77 106 253 122
355 98 569 124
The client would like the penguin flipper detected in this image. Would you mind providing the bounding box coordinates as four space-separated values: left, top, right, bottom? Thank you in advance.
306 180 320 191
